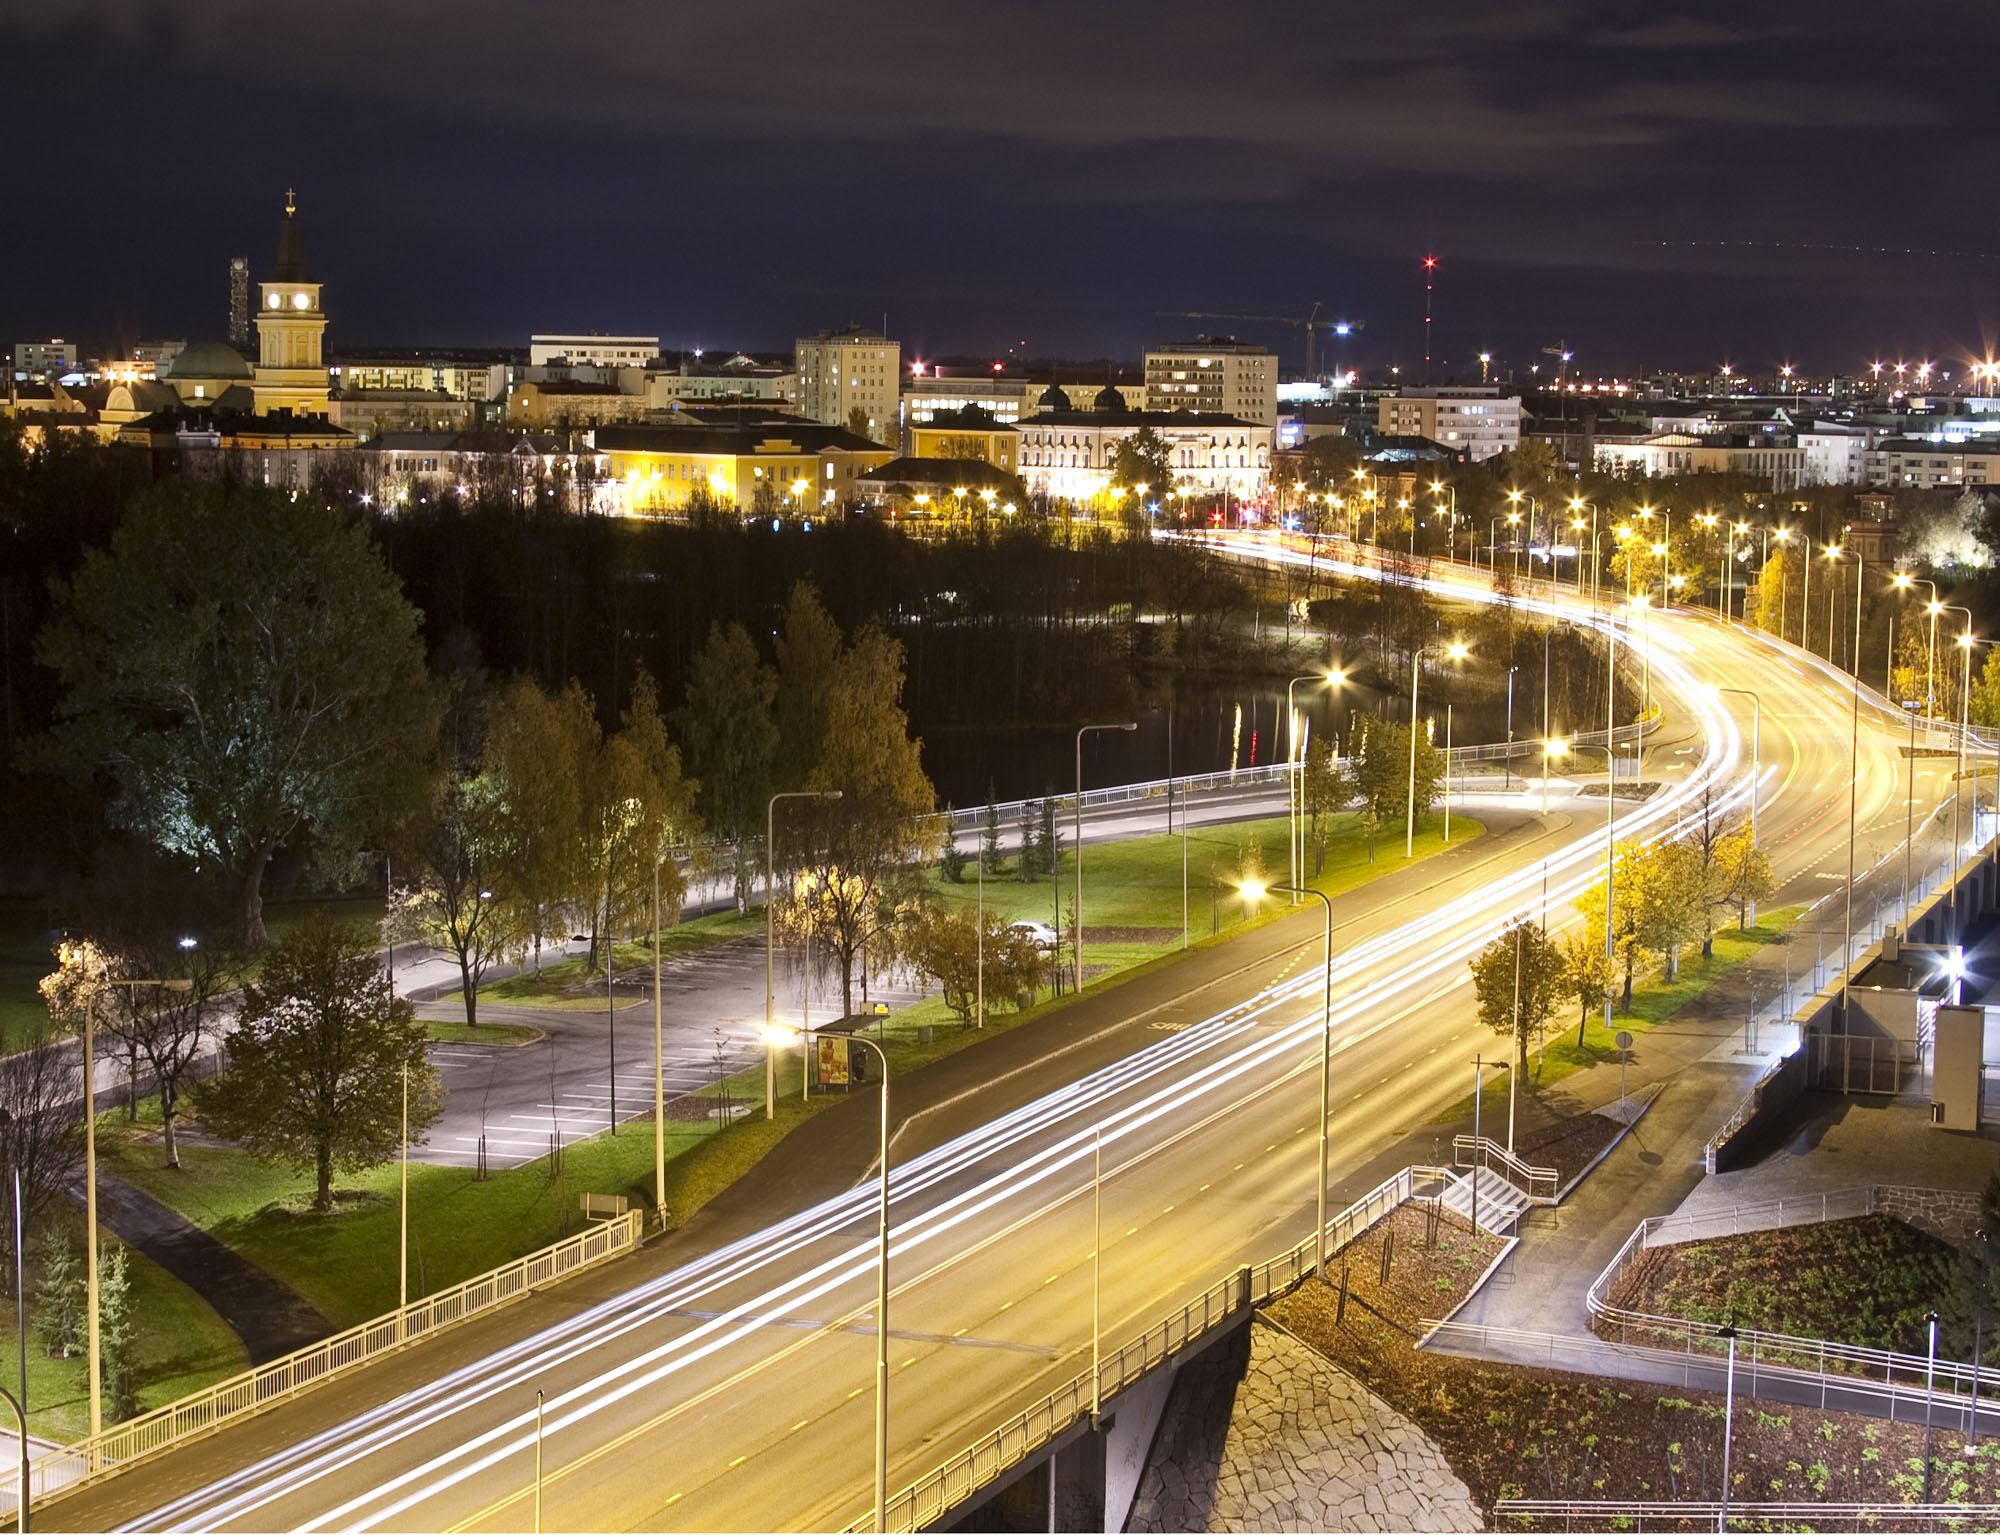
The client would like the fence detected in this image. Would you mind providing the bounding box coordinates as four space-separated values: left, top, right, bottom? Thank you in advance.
20 1209 644 1514
1495 1498 2000 1530
848 1164 1456 1533
1449 1136 1559 1203
1581 1208 2000 1417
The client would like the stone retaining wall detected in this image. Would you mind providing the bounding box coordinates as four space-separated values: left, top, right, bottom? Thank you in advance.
1125 1319 1482 1533
1875 1183 1986 1247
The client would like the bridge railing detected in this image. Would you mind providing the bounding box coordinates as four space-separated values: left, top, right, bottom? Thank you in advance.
17 1210 644 1515
859 1164 1456 1533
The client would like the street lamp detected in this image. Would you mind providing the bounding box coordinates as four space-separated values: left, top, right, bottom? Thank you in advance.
1286 671 1346 904
1542 738 1568 818
1408 641 1469 858
82 975 191 1444
1075 723 1138 992
1715 687 1762 924
767 789 843 1113
767 1025 890 1532
1239 878 1336 1275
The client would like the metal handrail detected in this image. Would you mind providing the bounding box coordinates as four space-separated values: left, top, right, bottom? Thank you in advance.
1584 1205 2000 1399
1449 1136 1558 1203
850 1164 1456 1533
21 1210 644 1513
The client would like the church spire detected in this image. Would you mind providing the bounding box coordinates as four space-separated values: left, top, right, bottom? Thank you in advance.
273 189 311 282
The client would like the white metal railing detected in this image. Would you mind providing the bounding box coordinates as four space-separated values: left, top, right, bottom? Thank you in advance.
1449 1136 1559 1203
22 1210 644 1513
1583 1206 2000 1408
850 1164 1455 1534
1424 1317 2000 1429
1496 1499 2000 1530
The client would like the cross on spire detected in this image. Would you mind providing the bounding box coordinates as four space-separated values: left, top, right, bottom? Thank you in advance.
284 187 296 215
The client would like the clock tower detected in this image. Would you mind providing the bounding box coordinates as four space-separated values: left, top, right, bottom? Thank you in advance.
252 190 330 417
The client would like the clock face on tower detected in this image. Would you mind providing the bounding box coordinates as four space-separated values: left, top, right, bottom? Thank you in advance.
267 293 280 308
292 292 311 310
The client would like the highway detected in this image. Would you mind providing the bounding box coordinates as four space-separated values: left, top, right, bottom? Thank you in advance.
47 547 1972 1533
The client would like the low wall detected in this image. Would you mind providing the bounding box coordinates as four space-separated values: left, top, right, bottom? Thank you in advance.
1875 1183 1987 1246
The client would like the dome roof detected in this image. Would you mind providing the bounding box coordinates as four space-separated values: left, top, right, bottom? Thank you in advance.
165 340 252 382
1036 383 1072 410
1092 384 1127 413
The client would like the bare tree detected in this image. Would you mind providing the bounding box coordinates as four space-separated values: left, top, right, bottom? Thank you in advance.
0 1021 83 1287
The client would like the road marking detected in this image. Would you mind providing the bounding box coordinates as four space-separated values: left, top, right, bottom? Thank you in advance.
1162 1204 1175 1214
727 1454 747 1469
789 1419 807 1433
1126 1225 1139 1236
848 1386 866 1399
1044 1273 1059 1286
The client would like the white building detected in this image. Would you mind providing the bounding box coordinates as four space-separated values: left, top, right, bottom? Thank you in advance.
795 326 899 445
334 351 512 403
1015 384 1271 501
11 339 78 380
529 334 660 368
1797 425 1869 487
1144 339 1277 425
1593 432 1805 489
1375 387 1520 461
1869 438 2000 490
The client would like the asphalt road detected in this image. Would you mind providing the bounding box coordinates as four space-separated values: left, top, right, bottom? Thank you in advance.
44 565 1970 1534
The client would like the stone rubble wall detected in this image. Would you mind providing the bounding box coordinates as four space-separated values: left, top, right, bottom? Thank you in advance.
1125 1318 1483 1533
1873 1183 1987 1247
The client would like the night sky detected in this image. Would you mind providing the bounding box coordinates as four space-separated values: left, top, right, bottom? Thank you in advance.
8 1 1997 378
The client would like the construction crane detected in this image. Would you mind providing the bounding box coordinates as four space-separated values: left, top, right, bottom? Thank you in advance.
1540 341 1573 383
1155 302 1365 380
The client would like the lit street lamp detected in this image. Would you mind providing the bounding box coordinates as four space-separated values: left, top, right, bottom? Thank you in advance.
767 1024 890 1532
1715 687 1762 924
1238 878 1336 1275
1075 722 1137 991
1287 671 1346 904
1407 641 1469 858
767 789 843 1112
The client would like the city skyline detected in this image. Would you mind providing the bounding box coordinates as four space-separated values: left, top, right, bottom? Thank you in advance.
5 2 1997 372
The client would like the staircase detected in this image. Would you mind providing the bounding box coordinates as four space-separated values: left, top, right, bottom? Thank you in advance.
1440 1166 1532 1235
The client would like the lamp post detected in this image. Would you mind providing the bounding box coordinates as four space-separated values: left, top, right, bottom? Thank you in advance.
1718 1322 1739 1533
768 1025 890 1532
1075 723 1137 991
1468 1055 1509 1234
1824 546 1862 1015
1288 671 1347 901
1542 738 1568 818
652 857 666 1213
1945 613 1976 974
1407 642 1469 858
1239 878 1335 1273
81 976 190 1443
1716 687 1761 923
767 789 843 1110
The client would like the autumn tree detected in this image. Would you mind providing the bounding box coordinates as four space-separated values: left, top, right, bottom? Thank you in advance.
1469 919 1565 1071
674 622 778 912
1711 827 1775 931
1348 718 1443 848
34 481 438 947
1577 849 1649 1019
782 624 939 1019
198 915 441 1212
904 904 1045 1023
1559 919 1615 1030
773 581 845 791
578 671 699 972
485 678 595 971
391 770 519 1028
1300 738 1351 877
1635 839 1708 981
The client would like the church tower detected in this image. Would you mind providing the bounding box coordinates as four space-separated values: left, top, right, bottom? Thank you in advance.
252 190 330 417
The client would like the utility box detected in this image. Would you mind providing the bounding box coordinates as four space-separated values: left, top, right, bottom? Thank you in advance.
1933 1004 1983 1131
579 1192 630 1219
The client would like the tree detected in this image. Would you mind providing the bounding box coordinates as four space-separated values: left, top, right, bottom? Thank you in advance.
674 622 778 912
1943 1173 2000 1358
845 404 878 445
98 1245 136 1422
35 481 439 947
1971 647 2000 731
0 1022 82 1286
1300 739 1350 877
1108 426 1174 497
1711 828 1775 932
938 821 966 883
1634 839 1708 982
34 1222 83 1359
1559 920 1615 1030
904 905 1044 1023
391 770 518 1029
1469 919 1564 1071
485 678 594 973
1578 850 1649 1016
1747 544 1795 637
773 582 845 791
784 625 939 1019
197 915 442 1212
980 794 1002 874
1348 718 1442 840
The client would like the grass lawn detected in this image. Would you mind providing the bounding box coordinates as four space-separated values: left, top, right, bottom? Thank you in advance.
424 1018 545 1047
0 1231 249 1442
1449 905 1804 1124
0 898 58 1053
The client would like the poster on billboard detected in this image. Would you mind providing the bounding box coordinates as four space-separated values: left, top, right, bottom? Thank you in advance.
818 1035 849 1088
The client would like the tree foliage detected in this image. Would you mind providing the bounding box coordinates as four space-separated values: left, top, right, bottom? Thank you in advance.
34 481 437 947
1107 425 1175 498
1469 919 1565 1070
674 622 778 912
904 904 1045 1023
197 915 441 1211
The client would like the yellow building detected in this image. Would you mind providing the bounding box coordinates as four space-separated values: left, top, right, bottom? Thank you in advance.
593 422 892 516
252 191 331 417
908 406 1017 472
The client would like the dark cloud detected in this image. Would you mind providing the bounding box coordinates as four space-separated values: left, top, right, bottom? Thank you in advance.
3 1 1994 374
